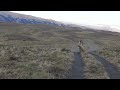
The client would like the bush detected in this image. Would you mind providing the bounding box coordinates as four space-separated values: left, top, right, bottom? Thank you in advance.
61 48 71 53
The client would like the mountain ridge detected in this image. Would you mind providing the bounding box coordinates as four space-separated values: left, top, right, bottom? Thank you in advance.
1 11 120 33
0 11 66 26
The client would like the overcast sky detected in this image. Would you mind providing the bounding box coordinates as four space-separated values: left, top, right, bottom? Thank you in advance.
11 11 120 32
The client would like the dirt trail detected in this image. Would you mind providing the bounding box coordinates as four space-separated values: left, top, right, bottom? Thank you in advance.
68 39 120 79
89 52 120 79
87 40 120 79
68 52 85 79
67 44 85 79
68 40 102 79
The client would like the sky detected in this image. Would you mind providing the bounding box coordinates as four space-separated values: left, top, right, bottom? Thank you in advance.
11 11 120 32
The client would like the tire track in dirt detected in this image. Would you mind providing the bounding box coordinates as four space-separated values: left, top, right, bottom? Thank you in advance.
68 51 85 79
89 52 120 79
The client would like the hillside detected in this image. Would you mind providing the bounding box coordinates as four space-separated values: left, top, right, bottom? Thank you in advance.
0 11 65 26
0 22 120 79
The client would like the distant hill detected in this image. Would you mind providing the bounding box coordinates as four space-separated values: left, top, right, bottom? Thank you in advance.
0 11 66 26
1 11 120 33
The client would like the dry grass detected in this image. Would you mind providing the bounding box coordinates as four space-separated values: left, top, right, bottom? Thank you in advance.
81 52 109 79
0 22 77 79
93 38 120 70
0 45 74 79
95 47 120 70
0 22 120 79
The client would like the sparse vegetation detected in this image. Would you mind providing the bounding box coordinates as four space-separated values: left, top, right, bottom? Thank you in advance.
94 46 120 70
81 52 109 79
0 22 120 79
0 23 76 79
0 45 74 79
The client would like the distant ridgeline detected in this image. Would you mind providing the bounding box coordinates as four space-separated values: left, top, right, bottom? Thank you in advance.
0 11 65 26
